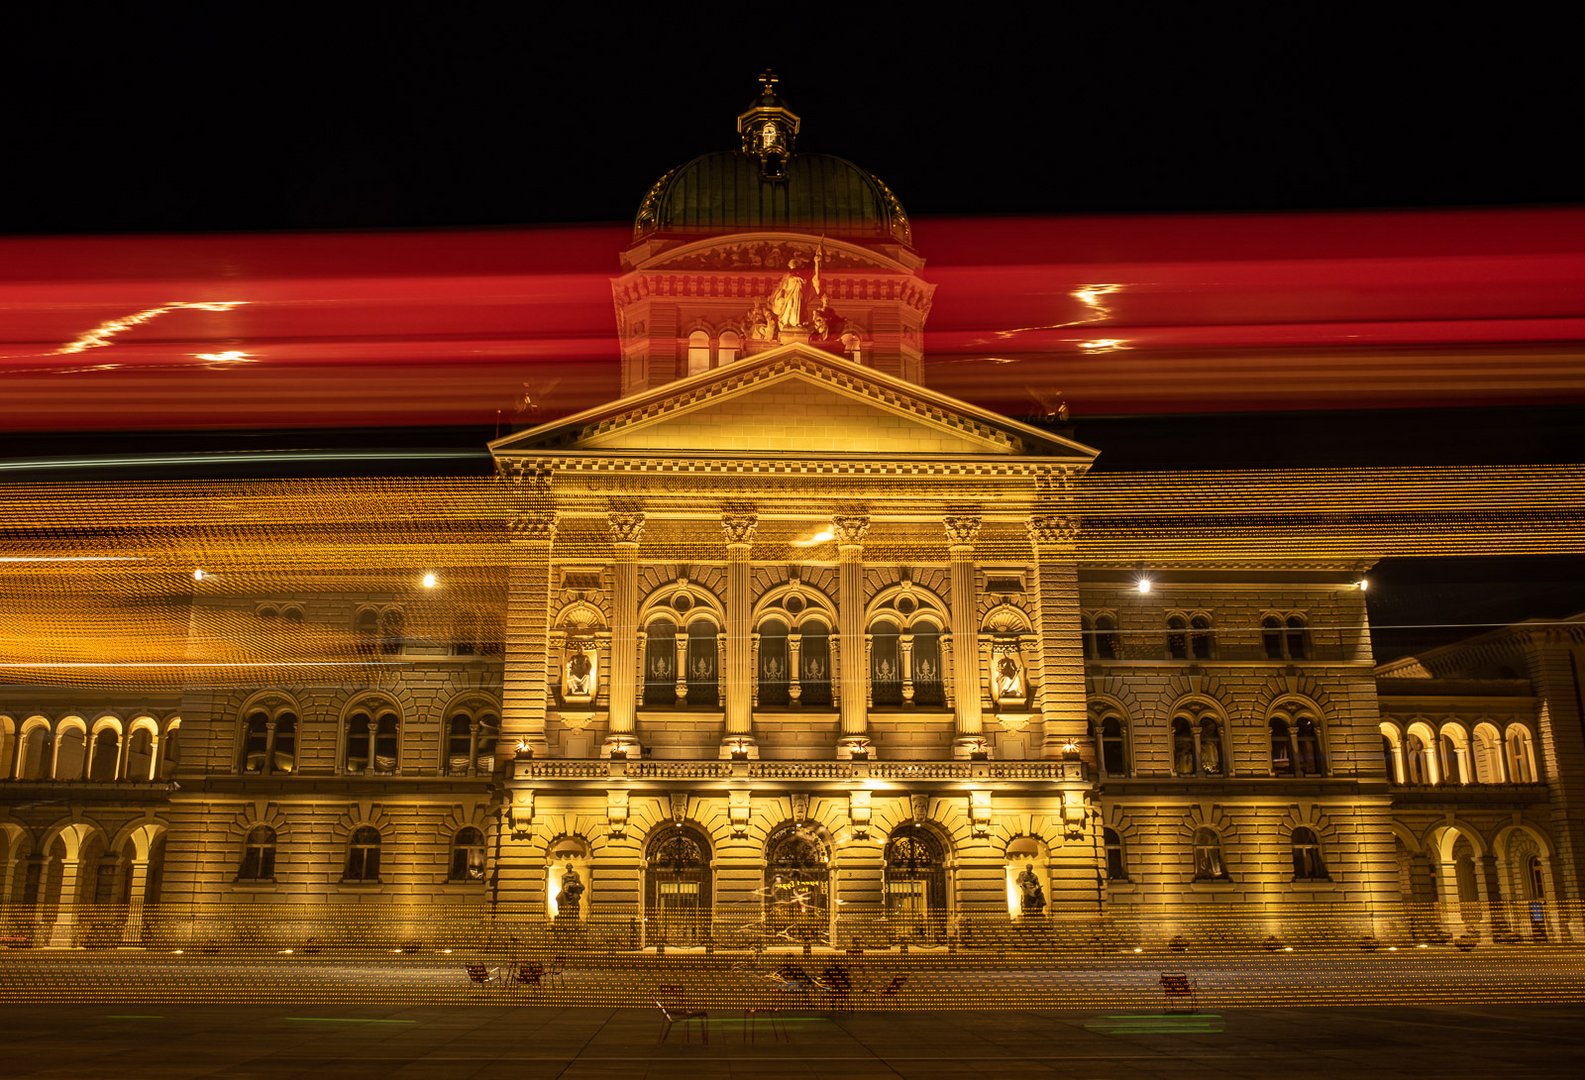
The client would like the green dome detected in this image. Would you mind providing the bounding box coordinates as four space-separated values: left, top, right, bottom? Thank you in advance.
633 151 911 245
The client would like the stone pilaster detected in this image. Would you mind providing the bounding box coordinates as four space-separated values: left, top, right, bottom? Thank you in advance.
833 515 872 759
721 513 758 756
603 511 645 757
944 515 984 758
1027 514 1087 760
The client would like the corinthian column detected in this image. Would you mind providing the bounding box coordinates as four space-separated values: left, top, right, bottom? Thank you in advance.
603 511 645 758
1027 514 1086 759
833 515 872 759
944 515 985 758
721 513 759 757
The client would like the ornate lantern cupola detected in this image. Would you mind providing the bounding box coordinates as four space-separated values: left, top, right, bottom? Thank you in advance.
738 70 800 180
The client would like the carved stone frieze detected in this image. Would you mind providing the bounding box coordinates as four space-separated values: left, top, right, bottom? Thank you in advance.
1027 514 1079 547
507 514 557 542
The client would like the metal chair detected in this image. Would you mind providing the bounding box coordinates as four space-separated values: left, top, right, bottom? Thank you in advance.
656 984 709 1044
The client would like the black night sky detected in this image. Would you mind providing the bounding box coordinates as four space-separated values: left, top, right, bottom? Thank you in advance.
2 7 1582 657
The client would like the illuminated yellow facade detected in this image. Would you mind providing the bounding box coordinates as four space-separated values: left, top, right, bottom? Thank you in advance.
2 80 1582 951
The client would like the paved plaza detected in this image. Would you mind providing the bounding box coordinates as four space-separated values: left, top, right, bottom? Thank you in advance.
3 1002 1584 1079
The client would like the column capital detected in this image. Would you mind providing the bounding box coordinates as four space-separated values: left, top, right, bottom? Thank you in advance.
608 510 646 545
831 515 870 548
507 514 557 542
1027 514 1078 548
721 512 758 548
943 515 982 552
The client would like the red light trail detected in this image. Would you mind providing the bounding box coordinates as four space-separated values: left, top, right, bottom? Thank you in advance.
3 209 1584 432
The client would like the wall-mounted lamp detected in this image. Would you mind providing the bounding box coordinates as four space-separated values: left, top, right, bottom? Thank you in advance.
849 790 873 840
606 789 629 839
969 789 993 839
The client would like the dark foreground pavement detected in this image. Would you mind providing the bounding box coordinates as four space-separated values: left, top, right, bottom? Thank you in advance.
3 1004 1584 1079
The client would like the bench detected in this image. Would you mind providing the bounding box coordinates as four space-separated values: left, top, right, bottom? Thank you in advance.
1160 972 1197 1012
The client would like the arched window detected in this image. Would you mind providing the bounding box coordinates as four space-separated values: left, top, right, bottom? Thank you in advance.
474 713 499 772
758 618 790 706
1104 828 1128 881
912 624 945 707
1198 717 1224 775
1285 615 1309 660
1270 718 1295 776
1192 827 1228 881
1171 717 1197 777
1264 614 1310 659
378 608 405 656
1189 614 1214 659
273 714 297 774
685 622 718 707
1100 714 1129 776
445 715 474 775
1094 613 1120 660
54 723 86 779
764 824 830 943
1168 711 1228 778
126 727 155 781
1381 732 1398 782
1294 715 1324 775
687 330 711 375
345 707 400 775
1166 615 1189 660
1262 615 1285 659
884 825 947 943
158 720 181 779
88 726 121 781
1291 826 1328 880
282 606 304 626
344 826 381 883
354 609 379 656
17 724 51 780
646 826 713 946
448 827 486 882
1405 731 1434 785
799 624 832 707
237 826 277 882
871 619 902 706
1506 725 1538 783
643 618 677 706
240 712 270 774
717 330 741 365
1472 723 1505 783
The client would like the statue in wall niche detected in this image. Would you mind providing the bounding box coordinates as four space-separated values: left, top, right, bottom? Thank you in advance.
1016 864 1046 916
556 862 585 918
993 653 1028 705
565 649 593 697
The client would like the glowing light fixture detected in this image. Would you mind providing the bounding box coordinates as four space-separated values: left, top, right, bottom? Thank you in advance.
1137 576 1153 594
794 528 835 547
192 569 206 582
1357 578 1370 592
422 572 438 589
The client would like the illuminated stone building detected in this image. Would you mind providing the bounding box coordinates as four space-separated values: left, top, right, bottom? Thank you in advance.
0 78 1578 949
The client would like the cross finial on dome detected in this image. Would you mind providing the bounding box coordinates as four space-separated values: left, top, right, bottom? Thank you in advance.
758 69 780 98
738 71 800 179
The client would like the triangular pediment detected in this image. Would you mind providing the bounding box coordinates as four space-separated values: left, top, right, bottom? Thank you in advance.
492 344 1097 461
